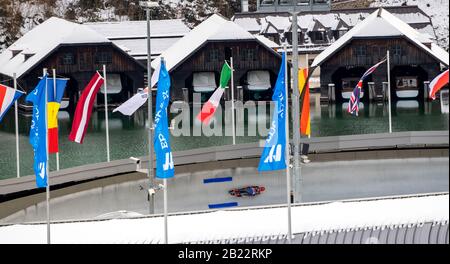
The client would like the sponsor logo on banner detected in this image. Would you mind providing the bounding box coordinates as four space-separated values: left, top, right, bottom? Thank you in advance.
264 145 282 164
163 152 174 171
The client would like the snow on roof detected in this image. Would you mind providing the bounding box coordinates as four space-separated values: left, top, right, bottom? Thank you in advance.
264 22 280 34
208 18 258 41
266 16 291 31
419 25 438 40
85 19 190 39
354 17 404 37
233 17 261 32
393 11 433 25
307 19 317 32
237 14 351 33
84 20 190 61
151 14 278 73
313 14 341 30
233 6 435 40
338 12 366 26
112 37 181 57
312 8 449 67
255 35 280 49
334 18 350 31
334 7 430 27
307 18 328 32
0 17 111 78
431 43 450 65
0 194 447 243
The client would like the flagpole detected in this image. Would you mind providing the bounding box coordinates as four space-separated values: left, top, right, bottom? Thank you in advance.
283 44 292 244
387 50 392 134
163 178 168 244
13 73 20 178
146 6 155 215
103 65 111 162
292 13 301 204
43 68 50 244
52 69 60 171
230 57 236 145
159 56 169 244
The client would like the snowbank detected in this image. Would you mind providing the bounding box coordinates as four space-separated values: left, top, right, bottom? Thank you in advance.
0 194 447 244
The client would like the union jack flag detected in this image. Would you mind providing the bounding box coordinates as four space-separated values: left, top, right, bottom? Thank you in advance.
348 58 387 116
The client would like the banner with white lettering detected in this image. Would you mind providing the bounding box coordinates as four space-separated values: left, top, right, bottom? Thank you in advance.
258 52 287 172
26 75 48 187
154 59 174 179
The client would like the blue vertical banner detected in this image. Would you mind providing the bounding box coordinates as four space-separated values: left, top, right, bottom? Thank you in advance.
154 59 174 179
258 52 287 172
26 75 48 188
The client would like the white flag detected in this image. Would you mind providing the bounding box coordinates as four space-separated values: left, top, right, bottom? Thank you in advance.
113 88 149 116
113 59 162 116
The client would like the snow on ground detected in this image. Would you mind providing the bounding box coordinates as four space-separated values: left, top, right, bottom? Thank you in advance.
0 194 447 244
371 0 449 50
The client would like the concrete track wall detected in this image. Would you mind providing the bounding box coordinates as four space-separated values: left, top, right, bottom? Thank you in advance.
1 131 448 197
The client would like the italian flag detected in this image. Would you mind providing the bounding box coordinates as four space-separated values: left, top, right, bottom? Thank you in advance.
196 61 232 123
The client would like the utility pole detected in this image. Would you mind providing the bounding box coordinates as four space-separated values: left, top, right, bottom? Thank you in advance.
291 10 301 203
140 0 159 214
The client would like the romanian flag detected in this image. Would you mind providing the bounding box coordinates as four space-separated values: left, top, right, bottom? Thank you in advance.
196 61 232 124
47 102 60 153
299 68 310 136
46 78 68 153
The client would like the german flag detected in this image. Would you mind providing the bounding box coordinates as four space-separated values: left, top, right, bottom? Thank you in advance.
299 68 310 136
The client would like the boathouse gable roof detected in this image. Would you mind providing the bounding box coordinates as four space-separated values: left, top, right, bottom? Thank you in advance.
151 14 281 74
0 17 114 78
312 8 449 68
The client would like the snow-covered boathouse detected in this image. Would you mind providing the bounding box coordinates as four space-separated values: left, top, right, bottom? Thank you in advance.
0 17 146 110
151 14 283 103
233 5 438 89
311 8 449 103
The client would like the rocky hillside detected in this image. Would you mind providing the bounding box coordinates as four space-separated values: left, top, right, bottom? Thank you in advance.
0 0 245 51
1 0 448 52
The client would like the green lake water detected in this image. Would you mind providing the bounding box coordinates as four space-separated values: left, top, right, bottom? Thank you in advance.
0 100 448 180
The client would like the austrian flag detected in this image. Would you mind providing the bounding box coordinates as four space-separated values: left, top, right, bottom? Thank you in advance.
69 72 104 144
429 69 449 100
